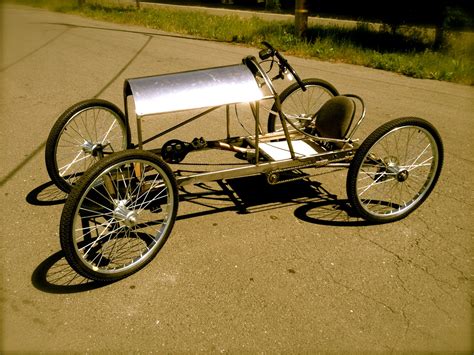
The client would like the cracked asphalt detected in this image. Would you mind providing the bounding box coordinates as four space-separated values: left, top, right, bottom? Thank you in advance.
1 4 473 352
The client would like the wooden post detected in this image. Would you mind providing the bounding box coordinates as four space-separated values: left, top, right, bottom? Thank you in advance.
295 0 308 38
136 0 140 9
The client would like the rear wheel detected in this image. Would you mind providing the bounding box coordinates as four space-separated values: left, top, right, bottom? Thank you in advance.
346 117 443 223
267 78 338 133
60 150 178 282
45 99 130 193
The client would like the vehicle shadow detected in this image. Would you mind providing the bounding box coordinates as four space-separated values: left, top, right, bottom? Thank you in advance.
26 180 67 206
27 173 366 225
177 174 368 226
27 182 110 293
31 251 111 294
29 173 367 293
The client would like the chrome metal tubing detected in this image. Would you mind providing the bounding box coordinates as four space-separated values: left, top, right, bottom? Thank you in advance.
141 106 220 146
176 148 355 186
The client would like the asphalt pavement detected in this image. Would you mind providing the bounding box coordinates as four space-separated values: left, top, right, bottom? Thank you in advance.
1 4 473 352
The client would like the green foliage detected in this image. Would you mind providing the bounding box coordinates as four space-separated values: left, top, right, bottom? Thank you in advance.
7 0 474 85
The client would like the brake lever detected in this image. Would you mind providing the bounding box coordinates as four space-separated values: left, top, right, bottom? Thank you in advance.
271 73 285 81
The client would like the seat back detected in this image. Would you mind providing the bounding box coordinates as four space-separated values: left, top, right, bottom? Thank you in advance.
314 96 355 139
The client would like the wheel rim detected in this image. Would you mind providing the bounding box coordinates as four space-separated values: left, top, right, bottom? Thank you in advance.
55 107 127 188
274 85 335 132
71 158 176 275
355 125 439 218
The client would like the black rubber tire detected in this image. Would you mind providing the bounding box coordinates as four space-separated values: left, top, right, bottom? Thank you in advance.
60 150 179 282
346 117 443 223
45 99 130 193
267 78 339 133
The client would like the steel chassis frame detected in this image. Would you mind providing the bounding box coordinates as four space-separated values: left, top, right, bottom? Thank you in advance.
122 56 363 187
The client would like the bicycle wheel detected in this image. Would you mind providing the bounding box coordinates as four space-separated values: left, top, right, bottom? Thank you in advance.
267 78 339 133
346 117 443 223
45 99 130 193
60 150 179 282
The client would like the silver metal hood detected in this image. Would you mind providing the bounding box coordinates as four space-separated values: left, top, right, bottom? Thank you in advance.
124 64 264 116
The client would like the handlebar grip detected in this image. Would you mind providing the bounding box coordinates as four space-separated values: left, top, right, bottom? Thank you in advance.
259 48 273 60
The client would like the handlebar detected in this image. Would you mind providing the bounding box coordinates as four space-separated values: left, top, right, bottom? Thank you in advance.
258 42 274 61
258 41 306 92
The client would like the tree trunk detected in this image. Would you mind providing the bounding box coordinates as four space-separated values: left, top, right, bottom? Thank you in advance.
295 0 308 38
136 0 140 9
433 5 447 50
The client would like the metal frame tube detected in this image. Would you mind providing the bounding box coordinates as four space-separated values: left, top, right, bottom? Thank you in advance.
226 104 231 139
176 147 355 186
141 106 220 146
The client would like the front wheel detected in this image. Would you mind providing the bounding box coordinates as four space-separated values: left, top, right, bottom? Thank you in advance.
267 78 339 133
45 99 130 193
60 150 179 282
346 117 443 223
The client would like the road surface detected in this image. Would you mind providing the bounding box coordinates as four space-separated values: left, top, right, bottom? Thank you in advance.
1 4 473 352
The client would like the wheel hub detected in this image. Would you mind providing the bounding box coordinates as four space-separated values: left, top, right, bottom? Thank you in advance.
397 169 409 182
375 156 407 182
82 140 106 157
379 157 410 183
113 200 138 228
